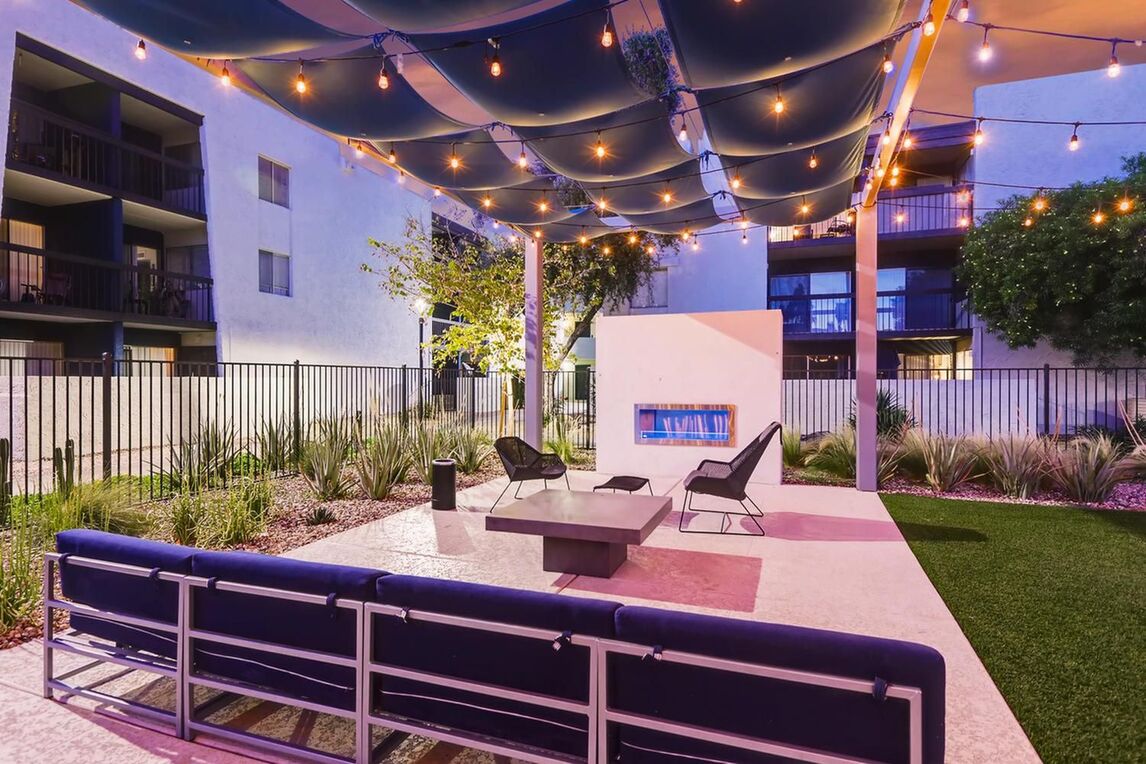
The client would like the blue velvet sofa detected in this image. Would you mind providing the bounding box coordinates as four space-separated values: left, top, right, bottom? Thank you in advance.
45 529 946 764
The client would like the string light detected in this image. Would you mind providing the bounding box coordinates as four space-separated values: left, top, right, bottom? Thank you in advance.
895 209 906 224
1093 210 1105 224
690 235 700 252
219 61 231 87
731 173 742 190
601 20 614 48
680 230 690 242
958 215 970 227
891 164 900 177
881 128 892 146
662 184 673 205
518 144 528 169
354 140 364 158
922 5 936 37
534 229 542 239
594 131 606 159
978 27 992 62
433 187 442 196
295 61 307 94
889 175 899 187
741 230 749 245
482 195 492 209
799 197 811 215
956 188 972 205
398 170 406 184
956 0 971 23
809 150 819 169
1107 42 1121 77
1068 123 1080 151
579 232 589 245
902 131 913 149
597 196 608 212
448 144 460 170
135 39 147 60
1032 195 1047 211
646 244 655 255
628 233 638 245
882 51 895 74
1118 197 1133 212
773 86 785 115
739 218 750 230
378 59 390 90
677 118 688 142
1023 216 1033 227
537 193 550 213
603 245 612 254
973 119 985 146
388 146 397 163
488 40 502 77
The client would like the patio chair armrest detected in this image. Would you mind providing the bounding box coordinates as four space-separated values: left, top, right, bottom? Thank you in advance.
696 459 732 478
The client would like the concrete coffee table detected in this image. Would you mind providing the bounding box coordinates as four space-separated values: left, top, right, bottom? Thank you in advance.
486 489 672 577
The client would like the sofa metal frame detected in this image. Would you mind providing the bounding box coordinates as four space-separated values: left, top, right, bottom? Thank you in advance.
43 552 930 764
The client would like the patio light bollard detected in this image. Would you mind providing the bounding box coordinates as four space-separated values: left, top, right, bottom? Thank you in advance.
431 458 457 510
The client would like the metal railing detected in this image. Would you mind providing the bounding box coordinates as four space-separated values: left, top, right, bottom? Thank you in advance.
6 98 206 217
769 289 969 334
0 357 595 500
0 242 214 323
769 187 970 244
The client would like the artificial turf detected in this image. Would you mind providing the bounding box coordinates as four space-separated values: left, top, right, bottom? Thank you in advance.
881 494 1145 763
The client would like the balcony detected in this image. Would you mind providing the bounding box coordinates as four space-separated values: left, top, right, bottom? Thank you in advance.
5 99 206 218
768 187 970 249
0 242 214 326
769 289 971 336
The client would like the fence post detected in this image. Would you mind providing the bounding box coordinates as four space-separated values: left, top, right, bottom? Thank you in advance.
469 372 477 429
1042 363 1052 436
291 360 301 464
101 353 113 480
400 365 409 428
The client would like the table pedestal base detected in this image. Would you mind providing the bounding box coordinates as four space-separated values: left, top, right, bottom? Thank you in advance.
542 537 627 577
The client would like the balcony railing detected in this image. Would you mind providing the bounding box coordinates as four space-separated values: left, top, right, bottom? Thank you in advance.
769 289 969 334
769 187 970 244
0 242 214 324
6 99 206 217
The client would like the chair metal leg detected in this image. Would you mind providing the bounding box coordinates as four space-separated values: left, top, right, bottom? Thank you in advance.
679 491 765 536
648 483 655 496
564 473 571 490
490 481 511 513
514 481 525 499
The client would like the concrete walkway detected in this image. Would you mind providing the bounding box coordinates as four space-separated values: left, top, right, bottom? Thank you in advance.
0 472 1040 763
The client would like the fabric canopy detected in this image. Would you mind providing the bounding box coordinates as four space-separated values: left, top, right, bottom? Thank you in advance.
409 0 646 127
729 126 868 199
343 0 539 32
515 100 691 183
622 197 726 235
382 131 526 190
697 46 887 157
453 177 576 227
238 51 469 141
581 159 710 214
77 0 352 58
658 0 905 89
735 180 856 226
531 209 616 242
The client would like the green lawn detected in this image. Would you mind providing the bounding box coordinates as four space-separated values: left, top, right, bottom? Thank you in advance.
881 494 1145 764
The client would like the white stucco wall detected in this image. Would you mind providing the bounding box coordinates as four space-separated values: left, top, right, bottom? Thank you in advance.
970 63 1146 368
595 310 783 483
0 0 436 366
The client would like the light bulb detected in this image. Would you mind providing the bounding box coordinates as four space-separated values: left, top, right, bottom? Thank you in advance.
601 24 614 48
518 149 528 168
891 164 900 177
680 231 689 242
739 218 749 230
662 190 673 205
731 174 742 190
1093 211 1105 224
956 0 970 22
958 216 970 227
922 10 936 37
691 237 700 252
220 62 231 87
295 63 307 94
603 245 612 254
1118 198 1132 212
1033 197 1046 211
799 202 811 215
1069 131 1080 151
433 187 441 197
773 94 785 114
882 53 894 74
398 171 406 184
1023 217 1033 227
889 176 900 187
579 234 589 245
978 38 992 62
449 149 460 170
809 152 819 169
388 148 397 163
594 134 606 159
678 121 688 142
895 211 906 224
628 233 638 244
489 53 502 78
538 198 550 213
881 130 892 146
973 122 985 146
902 132 913 149
597 198 608 211
876 166 886 178
378 64 390 90
354 141 364 158
482 196 492 209
957 189 971 204
135 39 147 60
646 244 655 254
741 231 748 245
534 229 542 239
1108 54 1121 78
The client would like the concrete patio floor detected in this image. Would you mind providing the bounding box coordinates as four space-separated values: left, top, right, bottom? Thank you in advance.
0 472 1040 763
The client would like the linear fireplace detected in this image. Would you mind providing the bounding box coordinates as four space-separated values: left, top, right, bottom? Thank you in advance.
634 403 736 447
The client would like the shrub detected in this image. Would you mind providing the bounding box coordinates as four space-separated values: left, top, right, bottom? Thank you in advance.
1048 434 1128 503
781 427 804 468
160 440 207 495
848 390 915 436
204 480 269 547
918 435 982 493
897 428 931 481
355 425 409 500
410 423 445 484
0 515 40 632
230 452 262 478
304 504 337 525
450 425 493 474
312 416 355 462
805 427 900 485
256 417 294 472
983 436 1048 499
300 439 355 501
198 422 240 484
166 491 208 546
544 415 577 466
0 437 11 527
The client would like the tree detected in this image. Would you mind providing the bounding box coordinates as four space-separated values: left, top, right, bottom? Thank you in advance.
958 154 1146 366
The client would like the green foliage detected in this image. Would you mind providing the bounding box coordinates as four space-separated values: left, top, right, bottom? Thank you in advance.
166 491 207 546
621 28 681 111
162 440 207 495
781 427 805 468
544 414 576 466
199 422 240 484
0 438 11 527
410 423 445 484
312 416 355 462
355 424 409 500
805 428 900 485
916 434 982 493
1047 434 1127 503
847 389 915 436
0 512 39 632
982 436 1048 499
52 439 75 500
958 153 1146 365
205 478 269 547
304 504 337 526
446 424 492 475
300 438 355 501
256 416 294 472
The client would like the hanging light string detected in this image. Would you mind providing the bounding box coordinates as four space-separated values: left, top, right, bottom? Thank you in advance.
910 107 1146 128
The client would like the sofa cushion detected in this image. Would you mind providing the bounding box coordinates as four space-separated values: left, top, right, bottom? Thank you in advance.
190 551 386 711
372 575 621 758
611 606 945 764
56 530 195 659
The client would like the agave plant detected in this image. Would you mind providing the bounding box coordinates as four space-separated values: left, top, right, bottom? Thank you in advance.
1048 434 1128 503
198 421 240 484
300 439 356 501
256 416 294 472
781 427 805 468
919 434 982 493
983 436 1048 499
355 424 409 500
313 416 355 462
806 428 857 478
409 423 445 484
544 414 577 466
446 424 492 475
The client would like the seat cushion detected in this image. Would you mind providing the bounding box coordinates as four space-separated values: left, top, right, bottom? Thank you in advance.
372 575 620 758
56 530 195 659
191 551 386 711
612 606 945 764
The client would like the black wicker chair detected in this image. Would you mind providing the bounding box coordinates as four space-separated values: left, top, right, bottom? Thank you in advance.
680 422 781 536
491 436 570 511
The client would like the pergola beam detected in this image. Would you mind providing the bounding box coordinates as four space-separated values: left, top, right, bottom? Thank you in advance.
855 1 957 491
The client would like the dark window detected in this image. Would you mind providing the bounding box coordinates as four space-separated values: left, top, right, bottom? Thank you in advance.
258 249 290 296
258 157 290 208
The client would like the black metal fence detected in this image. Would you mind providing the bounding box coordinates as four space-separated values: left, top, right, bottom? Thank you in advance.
0 356 595 500
782 365 1146 439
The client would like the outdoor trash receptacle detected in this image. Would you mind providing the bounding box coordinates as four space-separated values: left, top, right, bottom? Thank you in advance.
431 458 456 510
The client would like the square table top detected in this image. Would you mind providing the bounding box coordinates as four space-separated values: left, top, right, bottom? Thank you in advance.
486 489 672 545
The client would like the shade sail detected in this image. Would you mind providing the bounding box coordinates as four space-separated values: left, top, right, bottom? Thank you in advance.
383 131 525 190
735 180 856 226
581 159 710 214
622 198 725 235
238 51 469 141
658 0 905 90
409 0 646 127
515 100 691 183
697 46 886 157
728 126 868 199
454 177 577 227
342 0 539 32
531 209 616 242
78 0 353 58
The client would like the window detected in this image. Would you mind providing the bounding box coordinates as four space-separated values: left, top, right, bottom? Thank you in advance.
1 219 46 302
258 157 290 207
769 272 852 334
631 267 668 309
258 250 291 296
0 339 62 376
123 345 175 376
